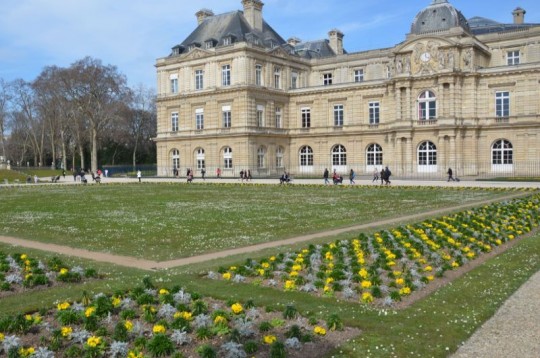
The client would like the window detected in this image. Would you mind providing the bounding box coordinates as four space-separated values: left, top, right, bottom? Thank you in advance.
257 105 265 127
496 91 510 117
323 73 333 86
195 69 204 90
369 102 380 124
171 149 180 170
274 67 281 89
418 90 436 120
366 144 383 166
291 72 298 89
257 146 266 168
205 41 214 49
299 146 313 166
195 109 204 130
334 105 344 126
276 146 284 168
223 147 233 169
301 108 311 128
507 50 520 66
222 106 231 128
196 148 205 170
418 141 437 165
222 65 231 86
223 37 231 46
255 64 262 86
492 139 513 165
171 112 179 132
275 107 282 128
170 75 178 94
354 69 364 82
332 145 347 166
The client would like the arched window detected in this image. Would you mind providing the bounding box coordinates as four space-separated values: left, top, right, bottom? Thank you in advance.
223 147 233 169
417 141 437 173
299 146 313 167
257 146 266 168
332 145 347 166
418 90 436 120
366 144 383 166
492 139 513 172
196 148 205 170
171 149 180 170
276 146 284 168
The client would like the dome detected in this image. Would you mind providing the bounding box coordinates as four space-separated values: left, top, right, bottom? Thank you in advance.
411 0 470 34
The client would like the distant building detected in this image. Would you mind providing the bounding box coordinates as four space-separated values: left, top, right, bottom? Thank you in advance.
155 0 540 178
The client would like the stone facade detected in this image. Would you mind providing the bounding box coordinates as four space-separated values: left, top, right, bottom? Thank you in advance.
155 0 540 178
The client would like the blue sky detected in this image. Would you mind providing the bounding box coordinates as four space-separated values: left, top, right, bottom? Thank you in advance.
1 0 539 90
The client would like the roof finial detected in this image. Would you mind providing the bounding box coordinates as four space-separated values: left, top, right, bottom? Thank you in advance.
432 0 449 4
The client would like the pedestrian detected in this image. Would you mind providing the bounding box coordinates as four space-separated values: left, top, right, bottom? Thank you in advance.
104 169 108 178
216 167 221 178
201 168 206 180
349 169 356 184
62 169 66 178
384 166 392 185
34 175 38 184
137 170 142 183
380 168 385 185
372 168 379 183
323 168 329 185
447 168 456 182
239 169 244 182
247 169 252 181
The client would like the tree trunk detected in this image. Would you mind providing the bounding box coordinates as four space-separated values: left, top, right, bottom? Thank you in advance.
91 127 98 172
78 144 85 170
60 130 67 170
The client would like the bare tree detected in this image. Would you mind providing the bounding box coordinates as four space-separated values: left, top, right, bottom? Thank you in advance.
0 79 11 161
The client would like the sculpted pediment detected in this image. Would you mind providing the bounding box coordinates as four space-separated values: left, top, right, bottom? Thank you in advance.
182 48 210 60
393 38 458 76
267 46 291 58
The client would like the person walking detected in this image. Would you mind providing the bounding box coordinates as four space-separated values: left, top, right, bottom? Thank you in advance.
323 168 330 185
349 169 356 185
447 168 456 182
201 168 206 180
216 168 221 179
137 170 142 183
372 168 379 183
384 166 392 185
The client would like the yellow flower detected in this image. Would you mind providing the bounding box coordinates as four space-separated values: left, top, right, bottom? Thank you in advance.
21 254 28 260
159 288 169 295
257 269 265 276
427 275 434 281
25 314 33 321
231 303 243 314
57 302 71 311
124 320 133 332
85 307 96 317
292 264 302 272
393 271 402 277
289 271 298 277
0 333 4 342
284 280 296 291
229 266 237 271
358 268 368 278
86 336 102 348
263 335 277 344
269 256 276 261
362 292 374 303
323 285 332 292
61 326 72 337
313 326 327 335
112 297 122 307
424 266 433 272
18 347 35 357
261 262 270 269
128 351 144 358
222 272 231 280
59 268 69 275
214 315 227 325
361 280 372 289
153 324 166 334
399 287 411 296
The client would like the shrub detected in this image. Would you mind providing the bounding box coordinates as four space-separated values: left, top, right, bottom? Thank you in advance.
270 341 286 358
147 334 175 357
196 344 217 358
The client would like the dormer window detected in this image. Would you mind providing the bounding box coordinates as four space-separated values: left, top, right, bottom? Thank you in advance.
223 37 232 46
205 41 214 49
188 44 199 52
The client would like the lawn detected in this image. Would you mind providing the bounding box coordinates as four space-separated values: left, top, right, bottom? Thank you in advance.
0 183 519 261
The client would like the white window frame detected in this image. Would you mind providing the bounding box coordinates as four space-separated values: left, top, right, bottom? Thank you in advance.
366 143 383 172
291 71 298 89
496 91 510 118
299 146 313 167
171 149 180 171
507 50 520 66
332 145 347 168
323 73 333 86
369 102 380 124
257 105 265 127
333 104 344 127
171 112 179 132
195 69 204 90
170 74 178 94
418 90 437 120
276 146 284 168
301 107 311 128
222 64 231 86
222 105 231 128
255 64 263 86
196 148 205 170
417 141 437 173
195 108 204 130
354 69 364 83
223 147 233 169
257 146 266 168
274 67 281 89
491 139 513 172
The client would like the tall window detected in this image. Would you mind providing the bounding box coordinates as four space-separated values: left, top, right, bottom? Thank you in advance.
299 146 313 166
323 73 333 86
276 146 284 168
496 91 510 117
257 105 265 127
291 72 298 89
275 107 282 128
334 105 344 126
492 139 513 164
301 108 311 128
332 145 347 166
274 67 281 89
255 64 262 86
222 105 231 128
418 90 436 120
171 112 179 132
195 109 204 130
257 146 266 168
170 75 178 94
223 147 233 169
507 50 520 66
366 144 383 166
354 69 364 82
369 102 380 124
418 141 437 165
222 65 231 86
196 148 205 170
195 69 204 90
171 149 180 170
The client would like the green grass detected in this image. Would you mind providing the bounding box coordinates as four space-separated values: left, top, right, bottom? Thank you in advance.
0 169 28 183
0 183 517 261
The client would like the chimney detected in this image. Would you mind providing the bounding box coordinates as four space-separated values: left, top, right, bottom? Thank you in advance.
328 29 344 55
196 9 214 25
287 37 302 47
512 7 526 24
242 0 264 32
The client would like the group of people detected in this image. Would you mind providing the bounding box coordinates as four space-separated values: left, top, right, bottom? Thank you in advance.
239 169 252 182
323 168 357 185
279 171 292 184
372 167 392 185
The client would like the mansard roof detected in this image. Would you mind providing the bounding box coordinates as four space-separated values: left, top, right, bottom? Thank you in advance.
468 16 540 35
293 40 341 59
411 0 470 35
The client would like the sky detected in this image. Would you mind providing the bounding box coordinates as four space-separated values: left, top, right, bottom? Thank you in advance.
1 0 540 90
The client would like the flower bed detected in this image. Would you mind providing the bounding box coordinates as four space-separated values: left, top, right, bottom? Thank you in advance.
0 252 100 297
209 194 540 306
0 279 358 357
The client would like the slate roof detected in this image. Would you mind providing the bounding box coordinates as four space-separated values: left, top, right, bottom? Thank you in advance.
468 16 540 35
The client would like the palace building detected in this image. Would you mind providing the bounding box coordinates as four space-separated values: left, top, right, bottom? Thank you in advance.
155 0 540 178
